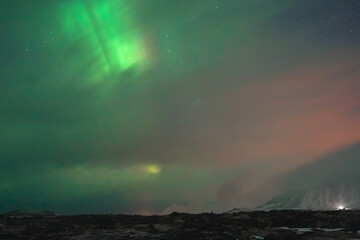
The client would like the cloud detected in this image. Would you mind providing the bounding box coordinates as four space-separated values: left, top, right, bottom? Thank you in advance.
281 141 360 190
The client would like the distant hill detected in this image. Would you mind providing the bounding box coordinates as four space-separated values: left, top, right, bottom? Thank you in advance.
223 208 252 214
4 210 56 218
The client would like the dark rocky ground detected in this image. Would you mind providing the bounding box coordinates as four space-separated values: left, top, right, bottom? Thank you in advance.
1 210 360 240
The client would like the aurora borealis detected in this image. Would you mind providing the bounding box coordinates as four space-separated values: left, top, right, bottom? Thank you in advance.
63 0 148 81
1 0 360 214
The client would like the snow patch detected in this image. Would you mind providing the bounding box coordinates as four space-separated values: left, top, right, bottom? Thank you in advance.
252 235 264 239
279 227 312 234
316 228 343 232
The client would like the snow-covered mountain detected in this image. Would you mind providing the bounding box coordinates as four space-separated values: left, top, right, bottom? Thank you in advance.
256 142 360 210
257 184 360 210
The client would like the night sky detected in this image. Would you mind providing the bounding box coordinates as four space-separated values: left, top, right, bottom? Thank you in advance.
1 0 360 215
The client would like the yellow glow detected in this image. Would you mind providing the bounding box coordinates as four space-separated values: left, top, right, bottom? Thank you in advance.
146 165 161 174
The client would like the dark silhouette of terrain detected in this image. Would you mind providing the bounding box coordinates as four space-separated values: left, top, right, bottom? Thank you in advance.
1 210 360 239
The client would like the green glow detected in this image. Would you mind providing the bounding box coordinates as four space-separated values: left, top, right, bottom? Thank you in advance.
63 0 147 83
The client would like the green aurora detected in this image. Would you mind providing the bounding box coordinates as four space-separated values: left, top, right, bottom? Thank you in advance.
62 0 148 83
1 0 360 214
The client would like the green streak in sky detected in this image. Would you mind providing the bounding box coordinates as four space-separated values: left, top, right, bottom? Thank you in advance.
63 0 147 83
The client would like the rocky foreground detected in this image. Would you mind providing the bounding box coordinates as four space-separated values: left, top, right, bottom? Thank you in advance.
1 210 360 240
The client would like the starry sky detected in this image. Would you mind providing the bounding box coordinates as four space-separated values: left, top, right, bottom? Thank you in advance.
1 0 360 215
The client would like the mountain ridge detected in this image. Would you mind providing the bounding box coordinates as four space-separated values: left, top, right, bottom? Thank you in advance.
255 141 360 210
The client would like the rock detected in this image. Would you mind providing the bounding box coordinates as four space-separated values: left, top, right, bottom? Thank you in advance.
1 210 360 239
